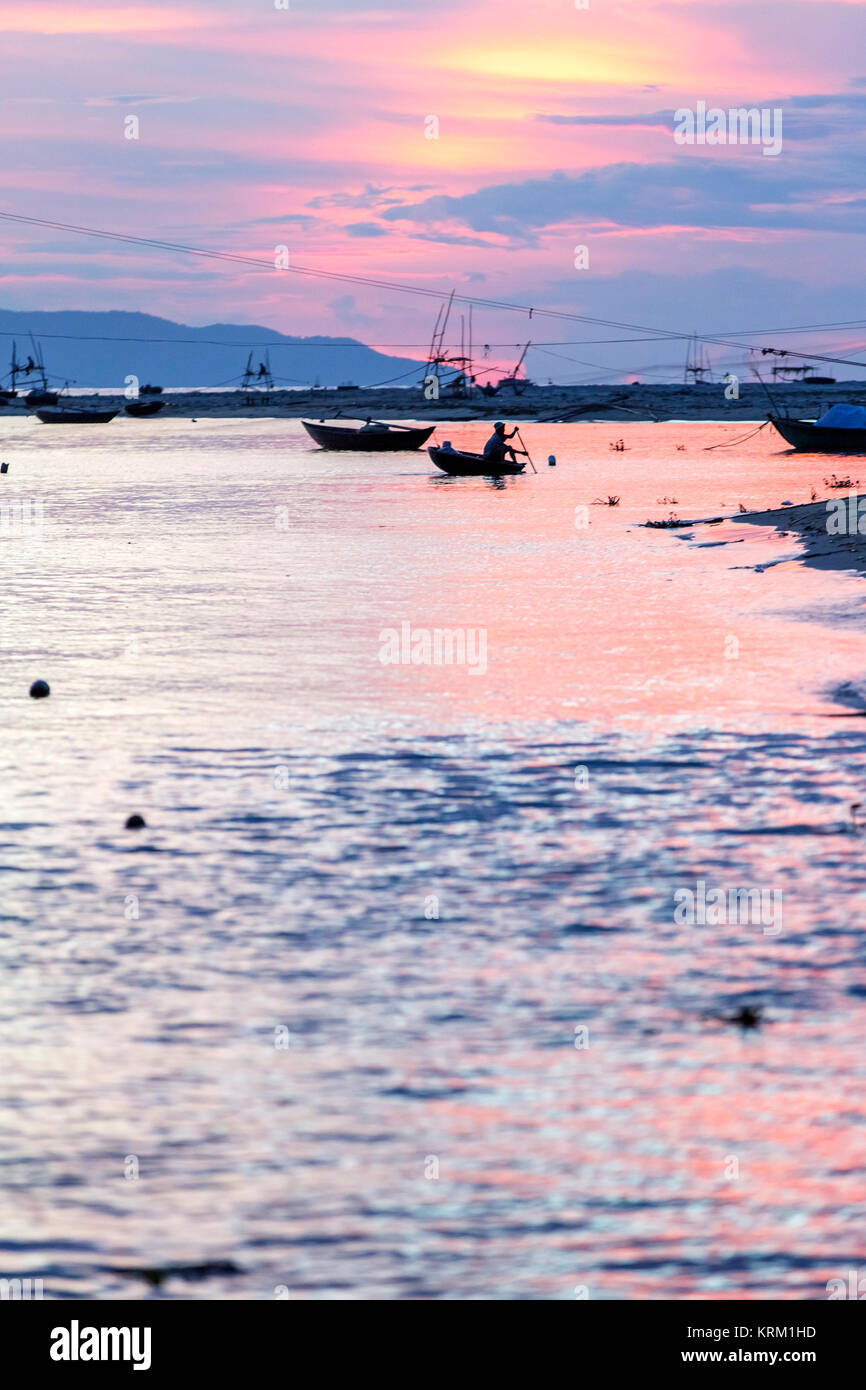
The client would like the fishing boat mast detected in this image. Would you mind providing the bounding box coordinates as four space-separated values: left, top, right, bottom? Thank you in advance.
241 350 275 404
0 340 21 398
684 333 711 384
496 340 532 394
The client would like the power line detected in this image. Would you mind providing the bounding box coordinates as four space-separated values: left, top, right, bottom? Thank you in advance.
0 328 433 349
4 326 859 351
2 209 640 328
533 345 628 377
1 209 865 369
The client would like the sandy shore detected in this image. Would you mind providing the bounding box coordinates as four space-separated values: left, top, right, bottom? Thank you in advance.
736 494 866 578
2 381 863 422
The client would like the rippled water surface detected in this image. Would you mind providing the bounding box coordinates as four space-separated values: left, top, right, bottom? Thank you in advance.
2 417 865 1300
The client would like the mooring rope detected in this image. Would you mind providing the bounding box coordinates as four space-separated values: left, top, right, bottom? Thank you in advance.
703 420 770 450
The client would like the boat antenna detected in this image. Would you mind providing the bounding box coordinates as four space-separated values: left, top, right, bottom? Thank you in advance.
437 290 455 383
468 304 474 396
29 333 50 389
511 340 531 395
439 289 455 347
425 303 443 376
426 289 456 394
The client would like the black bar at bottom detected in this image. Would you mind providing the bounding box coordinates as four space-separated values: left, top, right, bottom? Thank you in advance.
1 1298 860 1376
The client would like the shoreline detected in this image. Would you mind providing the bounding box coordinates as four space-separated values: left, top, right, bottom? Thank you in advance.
2 381 864 422
736 495 866 578
669 493 866 583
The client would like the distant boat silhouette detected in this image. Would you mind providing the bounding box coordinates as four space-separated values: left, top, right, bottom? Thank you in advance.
36 404 118 424
303 419 434 451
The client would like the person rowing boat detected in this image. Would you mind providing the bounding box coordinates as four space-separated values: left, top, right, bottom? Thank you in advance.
483 421 525 467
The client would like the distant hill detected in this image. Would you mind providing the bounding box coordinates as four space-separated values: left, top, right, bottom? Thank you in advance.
0 309 425 390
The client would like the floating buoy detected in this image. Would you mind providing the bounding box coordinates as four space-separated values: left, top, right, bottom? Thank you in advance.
727 1004 762 1030
29 680 50 699
125 814 147 830
548 454 556 467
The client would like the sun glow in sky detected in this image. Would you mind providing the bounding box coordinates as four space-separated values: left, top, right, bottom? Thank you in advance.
0 0 865 379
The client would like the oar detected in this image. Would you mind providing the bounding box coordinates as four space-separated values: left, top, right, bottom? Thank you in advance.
515 427 537 473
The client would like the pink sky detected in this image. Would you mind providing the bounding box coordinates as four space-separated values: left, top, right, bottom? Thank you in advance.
1 0 865 379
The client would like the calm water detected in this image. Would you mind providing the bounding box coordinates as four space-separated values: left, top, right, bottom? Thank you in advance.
1 416 865 1300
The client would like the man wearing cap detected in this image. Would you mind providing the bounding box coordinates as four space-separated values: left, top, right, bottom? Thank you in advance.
482 421 521 466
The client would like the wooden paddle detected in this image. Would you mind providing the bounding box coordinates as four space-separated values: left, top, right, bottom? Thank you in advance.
515 428 537 473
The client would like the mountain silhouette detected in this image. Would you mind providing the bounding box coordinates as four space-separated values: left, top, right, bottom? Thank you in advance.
0 309 423 390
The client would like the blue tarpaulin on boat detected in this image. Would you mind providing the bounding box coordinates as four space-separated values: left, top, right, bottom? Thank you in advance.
815 403 866 429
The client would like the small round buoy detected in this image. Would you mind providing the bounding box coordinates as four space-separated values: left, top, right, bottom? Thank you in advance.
125 814 147 830
548 454 556 467
29 679 50 699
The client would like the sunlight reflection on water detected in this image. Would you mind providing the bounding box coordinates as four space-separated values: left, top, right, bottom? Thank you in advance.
1 418 864 1299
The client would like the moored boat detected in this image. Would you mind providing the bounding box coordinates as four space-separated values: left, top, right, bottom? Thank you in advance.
35 406 119 424
428 445 526 476
770 406 866 454
302 419 435 451
125 400 166 417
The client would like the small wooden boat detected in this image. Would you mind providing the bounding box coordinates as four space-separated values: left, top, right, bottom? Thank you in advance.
302 419 435 451
428 445 526 476
770 416 866 454
35 406 119 424
140 384 163 395
125 400 166 417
